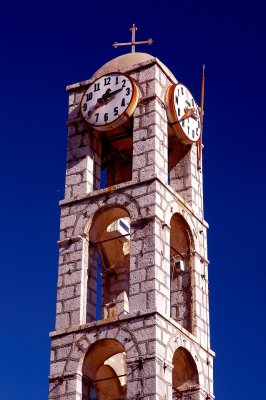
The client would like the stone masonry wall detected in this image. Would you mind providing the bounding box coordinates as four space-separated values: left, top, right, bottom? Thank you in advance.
49 312 214 400
50 57 213 400
56 178 209 345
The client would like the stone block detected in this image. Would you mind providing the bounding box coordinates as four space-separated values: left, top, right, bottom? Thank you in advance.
147 79 163 98
155 292 167 314
72 182 89 197
65 174 82 186
143 377 156 394
147 339 156 355
138 194 155 207
130 240 143 256
133 128 148 141
139 165 156 181
50 350 55 362
157 377 167 397
56 302 63 314
139 67 155 83
159 283 170 299
74 91 83 105
64 270 81 286
68 105 79 120
138 252 155 268
60 215 76 230
133 137 155 155
57 286 75 301
60 208 70 217
134 154 147 169
70 310 80 325
141 280 156 292
141 112 157 128
133 326 155 343
146 266 155 280
154 204 164 221
162 330 170 344
56 345 72 360
156 341 167 359
68 93 75 106
57 275 63 288
50 360 66 375
66 378 79 393
59 395 77 400
129 318 144 330
58 262 75 275
129 283 140 295
130 292 147 312
143 235 155 252
49 380 67 397
132 186 147 196
56 313 70 329
127 379 142 397
64 297 80 312
130 269 147 284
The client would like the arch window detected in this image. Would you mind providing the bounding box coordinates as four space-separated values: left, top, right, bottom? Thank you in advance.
168 134 192 194
87 207 130 322
82 339 126 400
92 122 134 190
170 214 193 332
172 347 199 400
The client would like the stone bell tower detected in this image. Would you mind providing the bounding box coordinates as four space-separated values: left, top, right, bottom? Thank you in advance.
48 47 214 400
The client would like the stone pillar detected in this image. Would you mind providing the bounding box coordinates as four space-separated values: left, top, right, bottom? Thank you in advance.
132 64 169 185
65 87 102 200
55 236 88 330
129 205 170 316
169 143 203 219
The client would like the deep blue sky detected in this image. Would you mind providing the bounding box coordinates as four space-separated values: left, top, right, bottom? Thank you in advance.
1 1 265 398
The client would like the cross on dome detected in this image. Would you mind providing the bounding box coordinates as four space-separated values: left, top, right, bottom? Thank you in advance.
112 24 153 53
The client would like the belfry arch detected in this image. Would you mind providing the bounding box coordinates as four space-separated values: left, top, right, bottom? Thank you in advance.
172 347 199 399
82 339 126 400
170 213 194 332
168 135 192 194
87 206 130 322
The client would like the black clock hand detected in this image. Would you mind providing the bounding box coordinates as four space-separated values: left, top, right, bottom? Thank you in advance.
88 97 105 115
88 89 112 114
106 87 123 98
180 108 198 122
101 88 112 101
102 87 123 100
88 87 124 116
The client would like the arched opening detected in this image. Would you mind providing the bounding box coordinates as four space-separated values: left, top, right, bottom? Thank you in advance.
170 213 193 332
168 133 192 194
172 347 199 400
99 121 134 189
82 339 126 400
87 207 130 322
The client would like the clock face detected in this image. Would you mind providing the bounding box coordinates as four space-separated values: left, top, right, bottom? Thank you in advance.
166 83 201 144
80 72 138 131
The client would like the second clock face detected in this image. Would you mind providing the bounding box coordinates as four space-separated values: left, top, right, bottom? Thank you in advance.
166 83 201 144
80 72 138 131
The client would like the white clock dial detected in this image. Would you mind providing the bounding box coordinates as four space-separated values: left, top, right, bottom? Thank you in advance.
80 72 138 131
166 83 201 144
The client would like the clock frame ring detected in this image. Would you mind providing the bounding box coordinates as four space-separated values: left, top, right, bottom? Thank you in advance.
166 82 201 145
80 71 139 131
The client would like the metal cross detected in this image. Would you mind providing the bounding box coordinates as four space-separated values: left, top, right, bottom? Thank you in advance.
113 24 153 53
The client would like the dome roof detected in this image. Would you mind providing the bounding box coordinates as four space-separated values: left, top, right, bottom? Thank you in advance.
92 52 174 79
